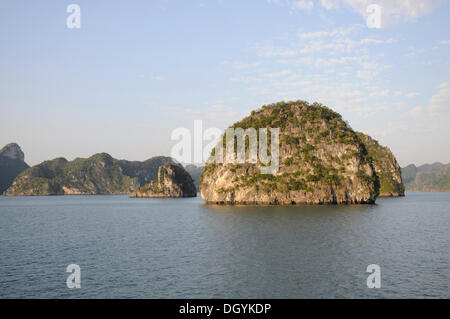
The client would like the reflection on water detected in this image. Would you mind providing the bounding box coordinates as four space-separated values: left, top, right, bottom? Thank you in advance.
202 202 375 214
0 193 448 298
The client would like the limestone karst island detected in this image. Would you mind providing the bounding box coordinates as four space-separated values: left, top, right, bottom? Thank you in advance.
200 100 405 205
130 163 197 198
3 100 448 204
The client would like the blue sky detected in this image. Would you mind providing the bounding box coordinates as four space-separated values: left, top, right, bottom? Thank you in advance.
1 0 449 166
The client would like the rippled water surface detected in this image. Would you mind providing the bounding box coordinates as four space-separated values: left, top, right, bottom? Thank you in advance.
0 193 448 298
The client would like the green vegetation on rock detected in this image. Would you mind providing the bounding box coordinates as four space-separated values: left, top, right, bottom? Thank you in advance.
5 153 174 196
200 100 380 205
131 163 197 198
355 132 405 197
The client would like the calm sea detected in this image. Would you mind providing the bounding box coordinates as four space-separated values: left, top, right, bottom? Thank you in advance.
0 193 448 298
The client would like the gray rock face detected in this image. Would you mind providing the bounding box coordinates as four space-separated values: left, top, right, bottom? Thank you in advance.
356 133 405 197
0 143 25 161
131 163 197 198
0 143 29 194
200 101 379 205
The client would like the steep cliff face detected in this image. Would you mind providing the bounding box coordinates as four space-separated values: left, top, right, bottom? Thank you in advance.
356 133 405 197
131 163 197 198
5 154 174 196
0 143 25 161
0 143 30 194
200 100 379 205
118 156 175 186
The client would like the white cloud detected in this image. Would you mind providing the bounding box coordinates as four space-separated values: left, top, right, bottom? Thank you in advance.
320 0 339 10
269 0 442 27
406 92 420 98
410 82 450 116
297 28 389 55
230 76 262 83
258 46 298 57
295 57 315 64
293 0 314 12
360 38 384 45
266 0 314 12
222 61 262 70
406 46 426 57
265 70 293 77
298 31 330 40
239 25 394 107
296 83 368 113
369 89 389 98
342 0 441 28
152 75 166 81
366 122 444 139
357 69 380 81
299 37 365 54
167 100 249 131
439 40 450 45
272 80 313 90
298 26 359 40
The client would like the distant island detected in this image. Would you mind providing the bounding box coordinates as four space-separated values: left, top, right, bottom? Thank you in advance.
401 163 450 192
3 153 175 196
184 164 204 192
200 100 404 205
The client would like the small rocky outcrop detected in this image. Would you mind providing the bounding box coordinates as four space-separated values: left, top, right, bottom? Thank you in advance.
356 133 405 197
200 100 380 205
0 143 30 194
131 163 197 198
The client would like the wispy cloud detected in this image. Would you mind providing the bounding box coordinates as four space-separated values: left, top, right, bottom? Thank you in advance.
152 75 166 81
222 61 262 70
265 70 293 77
320 0 339 10
270 0 442 27
292 0 314 12
406 92 421 98
410 82 450 116
267 0 315 13
258 46 298 57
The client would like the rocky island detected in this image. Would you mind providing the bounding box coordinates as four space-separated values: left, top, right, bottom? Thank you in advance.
402 162 450 192
131 163 197 198
200 100 404 205
4 153 175 196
